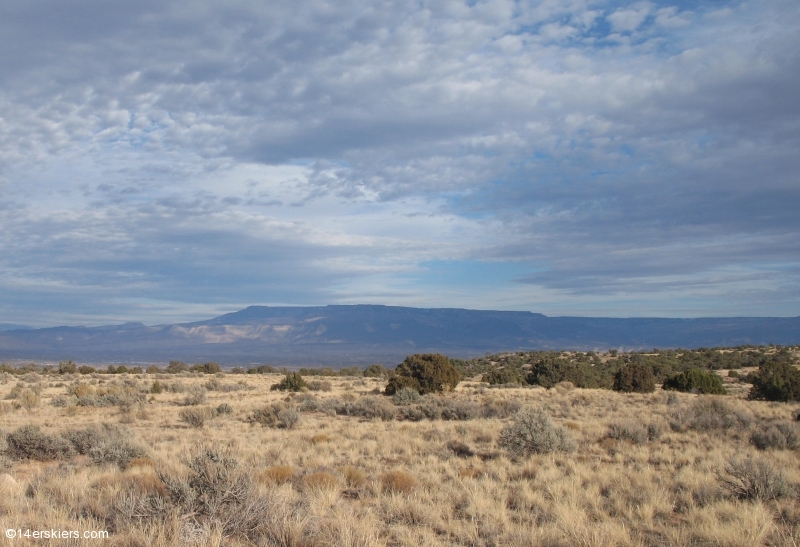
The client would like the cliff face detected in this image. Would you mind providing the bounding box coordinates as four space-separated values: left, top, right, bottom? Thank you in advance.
1 305 798 366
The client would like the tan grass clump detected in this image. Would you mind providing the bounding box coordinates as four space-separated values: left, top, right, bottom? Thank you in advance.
458 467 486 479
303 471 340 491
380 470 419 494
338 465 367 488
310 433 333 444
258 465 296 485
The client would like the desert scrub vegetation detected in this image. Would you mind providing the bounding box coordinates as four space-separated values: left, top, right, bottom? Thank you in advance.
749 360 800 401
663 367 728 394
613 361 656 393
247 401 302 429
5 423 147 469
384 353 460 395
498 407 576 456
1 359 800 546
270 371 309 392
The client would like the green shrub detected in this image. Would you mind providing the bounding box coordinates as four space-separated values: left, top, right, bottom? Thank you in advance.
662 369 726 395
5 426 74 460
483 367 524 385
271 372 308 392
384 375 421 395
364 364 388 378
613 363 656 393
247 365 276 374
150 380 163 394
498 407 575 457
748 362 800 402
385 354 460 395
215 403 234 416
190 362 221 374
526 356 602 389
165 360 189 374
58 360 78 374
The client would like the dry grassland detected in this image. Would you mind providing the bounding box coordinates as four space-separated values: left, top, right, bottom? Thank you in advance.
1 370 799 546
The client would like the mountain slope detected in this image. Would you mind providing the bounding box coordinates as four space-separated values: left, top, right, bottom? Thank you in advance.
0 305 798 365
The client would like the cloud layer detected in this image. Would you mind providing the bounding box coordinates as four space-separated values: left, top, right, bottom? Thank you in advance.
0 0 798 325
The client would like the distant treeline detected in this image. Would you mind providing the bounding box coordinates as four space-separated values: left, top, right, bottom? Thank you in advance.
0 359 390 377
455 345 799 389
1 346 797 384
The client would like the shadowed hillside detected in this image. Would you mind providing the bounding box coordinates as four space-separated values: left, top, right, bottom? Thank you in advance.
0 305 798 365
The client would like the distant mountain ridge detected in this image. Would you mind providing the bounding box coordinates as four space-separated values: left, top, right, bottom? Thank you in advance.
0 323 33 332
0 305 798 366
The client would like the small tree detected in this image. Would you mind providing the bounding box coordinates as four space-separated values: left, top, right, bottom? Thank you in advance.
384 354 459 395
613 362 655 393
191 362 221 374
662 369 726 395
364 364 388 378
58 360 77 374
247 365 276 374
483 367 524 385
271 372 308 392
165 360 189 374
384 375 421 395
526 355 601 389
749 361 800 402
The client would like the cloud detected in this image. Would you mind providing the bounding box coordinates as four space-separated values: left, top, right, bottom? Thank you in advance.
0 0 798 325
607 4 651 33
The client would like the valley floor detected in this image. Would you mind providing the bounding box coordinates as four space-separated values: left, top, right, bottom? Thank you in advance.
1 370 798 546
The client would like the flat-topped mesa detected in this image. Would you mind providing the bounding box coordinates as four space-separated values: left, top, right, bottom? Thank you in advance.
0 305 798 365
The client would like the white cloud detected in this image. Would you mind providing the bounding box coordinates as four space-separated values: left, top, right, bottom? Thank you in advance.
0 0 798 324
606 4 651 32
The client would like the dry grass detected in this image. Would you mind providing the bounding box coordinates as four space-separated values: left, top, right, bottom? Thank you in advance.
0 370 799 546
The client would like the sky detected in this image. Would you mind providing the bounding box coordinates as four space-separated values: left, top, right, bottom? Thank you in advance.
0 0 798 327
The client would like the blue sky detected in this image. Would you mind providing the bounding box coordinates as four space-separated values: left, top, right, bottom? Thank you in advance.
0 0 798 326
